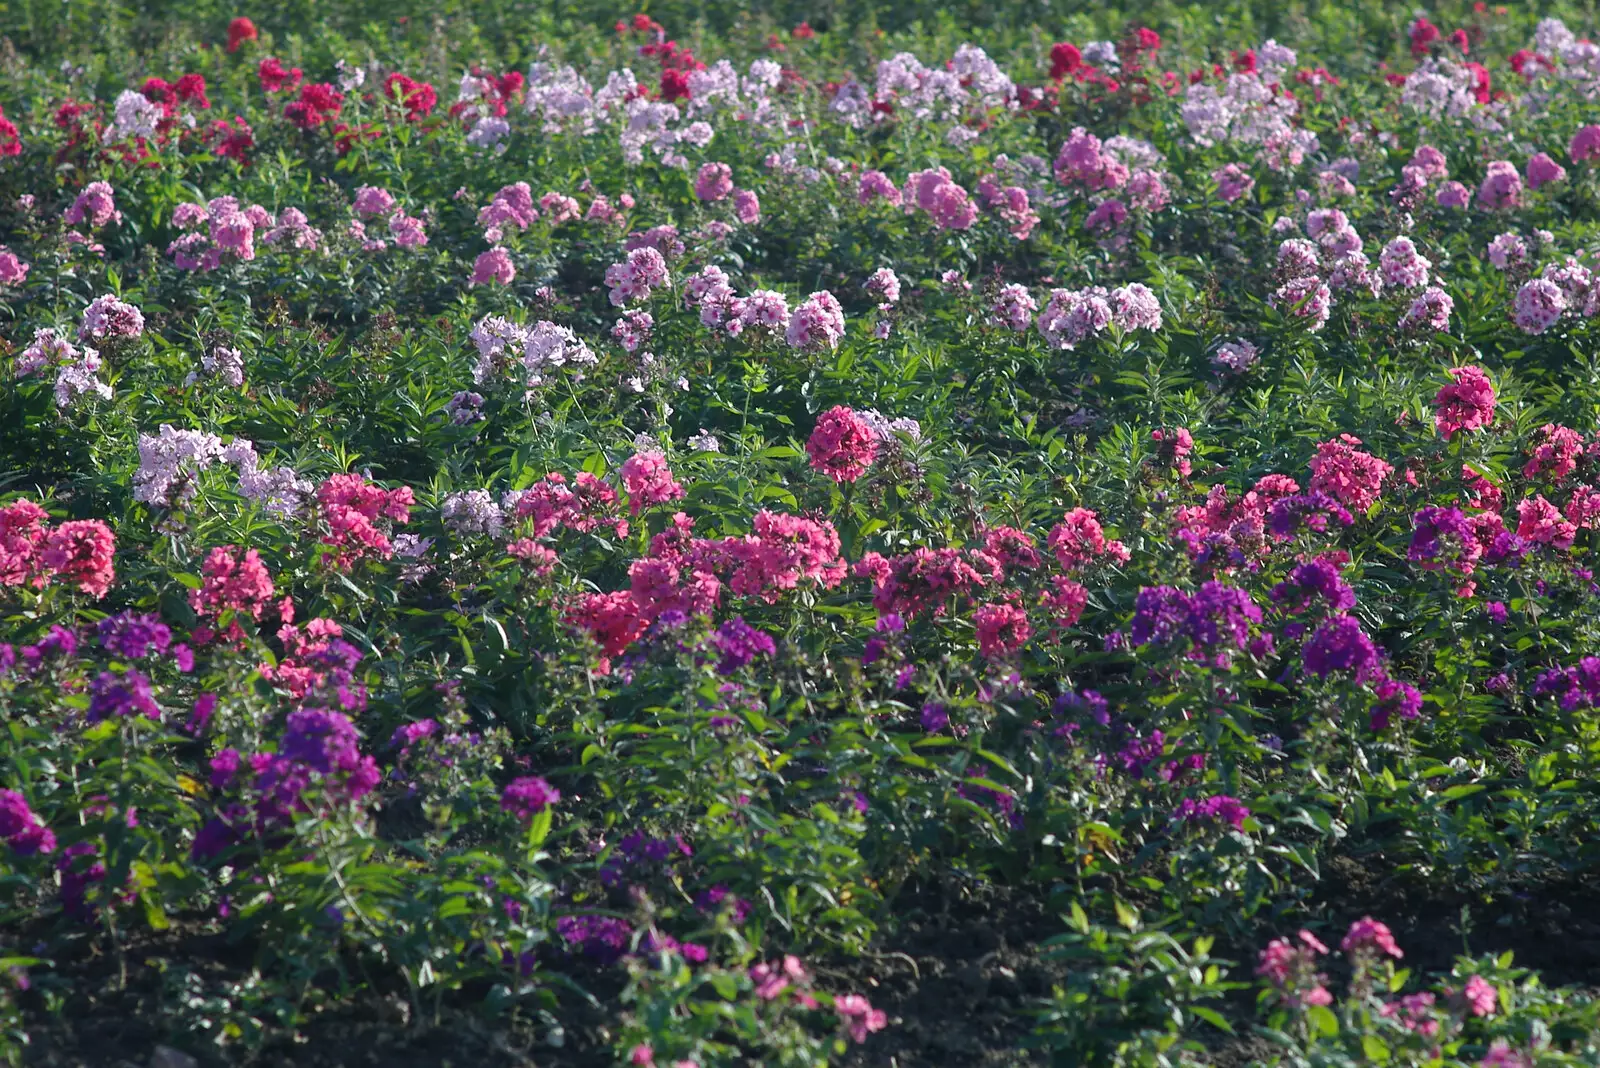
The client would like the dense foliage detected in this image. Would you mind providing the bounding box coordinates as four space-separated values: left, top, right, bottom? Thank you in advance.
6 2 1600 1065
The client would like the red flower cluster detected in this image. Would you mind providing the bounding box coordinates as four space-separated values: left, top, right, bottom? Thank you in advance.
0 105 18 158
383 73 437 121
141 73 211 113
257 56 302 93
618 451 685 516
638 33 706 102
203 116 254 162
284 83 343 130
1433 366 1497 440
225 16 258 53
0 499 116 599
1307 435 1394 513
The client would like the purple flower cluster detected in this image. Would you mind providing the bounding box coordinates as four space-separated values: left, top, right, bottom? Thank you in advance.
1267 493 1354 537
712 616 776 674
600 831 693 887
1532 657 1600 711
0 625 78 678
1129 581 1263 665
97 611 170 659
1408 506 1481 575
695 884 753 922
1172 794 1250 830
1268 558 1355 614
1301 615 1382 682
192 708 380 862
0 790 55 856
501 775 560 821
1369 676 1424 730
555 914 633 964
86 669 161 722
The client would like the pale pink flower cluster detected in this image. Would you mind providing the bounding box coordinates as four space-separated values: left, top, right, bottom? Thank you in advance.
184 345 245 388
989 283 1037 331
520 320 597 386
1399 288 1454 333
169 196 276 270
478 181 538 242
1036 284 1161 349
539 191 581 225
785 291 846 351
1514 258 1600 333
1477 160 1523 210
1212 339 1260 374
133 424 226 507
1513 278 1568 334
0 246 29 286
13 328 77 377
79 294 145 341
63 181 122 229
52 347 111 409
1379 237 1431 290
1270 275 1333 332
259 207 321 251
604 246 670 306
13 327 112 410
611 310 653 353
441 490 504 538
1486 232 1528 270
1212 163 1255 203
684 265 799 341
866 267 901 306
902 168 978 230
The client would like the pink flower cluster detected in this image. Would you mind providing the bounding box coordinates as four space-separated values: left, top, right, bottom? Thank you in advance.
79 294 144 341
0 499 116 599
189 545 279 644
1308 435 1394 513
63 181 122 229
506 471 629 540
1054 127 1129 190
314 474 415 569
806 406 880 483
784 291 846 351
618 451 685 515
1433 366 1496 440
478 181 538 242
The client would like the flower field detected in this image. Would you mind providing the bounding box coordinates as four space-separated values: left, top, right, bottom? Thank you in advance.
8 1 1600 1064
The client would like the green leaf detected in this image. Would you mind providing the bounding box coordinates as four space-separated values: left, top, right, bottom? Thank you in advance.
1306 1004 1338 1037
526 806 553 849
